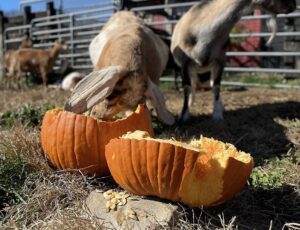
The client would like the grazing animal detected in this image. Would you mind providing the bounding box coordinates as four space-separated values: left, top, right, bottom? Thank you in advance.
4 51 14 73
65 11 175 125
8 38 67 88
61 72 85 91
3 34 33 88
20 34 32 49
3 50 17 88
171 0 296 122
59 60 84 91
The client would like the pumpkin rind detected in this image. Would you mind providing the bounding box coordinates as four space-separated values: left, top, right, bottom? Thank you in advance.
41 105 154 175
105 135 254 207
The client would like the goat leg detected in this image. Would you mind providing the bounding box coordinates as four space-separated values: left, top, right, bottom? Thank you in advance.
211 61 224 120
39 67 47 88
174 70 180 91
188 66 198 107
179 62 192 123
16 71 22 90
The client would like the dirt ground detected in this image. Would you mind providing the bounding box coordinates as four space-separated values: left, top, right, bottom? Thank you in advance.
163 87 300 162
0 86 299 167
0 86 299 229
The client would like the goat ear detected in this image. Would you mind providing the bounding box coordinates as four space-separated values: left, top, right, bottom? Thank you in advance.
145 80 175 126
64 66 128 114
56 37 64 46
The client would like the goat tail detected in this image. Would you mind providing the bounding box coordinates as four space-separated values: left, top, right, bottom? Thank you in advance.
64 65 130 114
48 84 62 89
266 14 277 47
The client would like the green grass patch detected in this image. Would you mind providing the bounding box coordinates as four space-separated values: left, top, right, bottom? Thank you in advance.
224 73 300 86
0 127 50 212
0 76 5 86
0 153 34 210
282 119 300 129
251 167 286 189
160 81 177 91
241 75 283 85
0 104 54 129
250 150 300 190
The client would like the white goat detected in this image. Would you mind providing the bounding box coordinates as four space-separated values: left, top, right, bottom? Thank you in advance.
171 0 296 122
65 11 175 125
61 72 84 91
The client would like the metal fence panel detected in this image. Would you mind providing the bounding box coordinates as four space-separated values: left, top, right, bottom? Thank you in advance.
3 1 300 80
132 2 300 77
28 3 115 70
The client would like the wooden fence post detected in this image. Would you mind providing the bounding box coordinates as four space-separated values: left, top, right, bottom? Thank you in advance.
46 2 55 16
0 11 4 80
24 6 32 25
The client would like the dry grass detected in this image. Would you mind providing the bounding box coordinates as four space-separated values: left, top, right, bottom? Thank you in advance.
0 126 51 172
0 126 52 212
0 87 299 229
0 127 115 229
2 172 105 230
0 87 70 112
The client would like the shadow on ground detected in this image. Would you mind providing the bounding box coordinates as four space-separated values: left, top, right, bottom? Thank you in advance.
152 100 300 229
154 101 300 164
178 184 300 230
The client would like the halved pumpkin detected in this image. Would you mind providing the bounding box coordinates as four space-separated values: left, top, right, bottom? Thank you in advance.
105 131 254 207
41 105 154 175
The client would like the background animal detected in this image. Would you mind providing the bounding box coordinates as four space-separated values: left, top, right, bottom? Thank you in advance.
3 33 33 88
7 38 67 88
59 60 84 91
3 50 16 88
61 72 84 91
171 0 296 122
65 11 175 125
20 33 32 49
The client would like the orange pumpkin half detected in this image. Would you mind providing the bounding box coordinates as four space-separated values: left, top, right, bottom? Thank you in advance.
105 131 254 207
41 105 153 175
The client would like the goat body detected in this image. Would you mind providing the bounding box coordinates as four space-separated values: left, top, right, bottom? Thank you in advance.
171 0 296 122
20 35 32 49
66 11 175 125
4 50 14 73
3 34 33 88
172 0 249 67
8 39 66 88
3 50 17 88
89 11 145 67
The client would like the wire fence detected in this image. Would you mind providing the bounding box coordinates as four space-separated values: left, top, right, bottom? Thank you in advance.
3 1 300 79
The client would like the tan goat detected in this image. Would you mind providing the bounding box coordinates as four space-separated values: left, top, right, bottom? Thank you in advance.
171 0 296 122
20 34 32 49
4 35 33 88
65 11 175 125
3 50 16 88
8 38 66 88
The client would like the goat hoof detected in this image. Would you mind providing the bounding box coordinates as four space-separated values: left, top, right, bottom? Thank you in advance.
213 100 224 120
177 112 190 124
212 112 224 120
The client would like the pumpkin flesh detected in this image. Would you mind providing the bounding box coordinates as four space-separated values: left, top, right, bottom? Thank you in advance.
105 131 253 207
